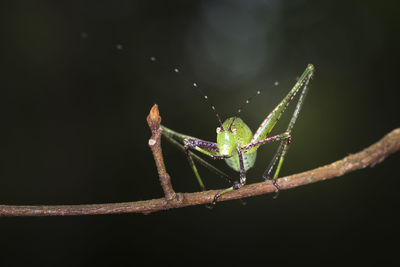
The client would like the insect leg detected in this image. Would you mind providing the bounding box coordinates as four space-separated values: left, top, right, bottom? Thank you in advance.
212 147 246 204
183 138 230 182
263 65 313 191
251 64 314 144
228 132 291 196
183 137 229 160
184 145 206 191
212 132 293 203
263 139 290 193
161 126 233 191
241 132 291 150
183 137 232 192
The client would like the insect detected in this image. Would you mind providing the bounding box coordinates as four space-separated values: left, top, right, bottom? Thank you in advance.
160 63 315 204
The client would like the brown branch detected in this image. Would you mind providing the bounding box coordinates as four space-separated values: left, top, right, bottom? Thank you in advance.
146 104 176 201
0 105 399 216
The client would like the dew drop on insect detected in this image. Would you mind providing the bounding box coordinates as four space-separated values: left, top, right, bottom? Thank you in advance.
257 90 261 95
116 44 123 50
193 82 198 87
246 100 249 104
204 95 208 100
150 56 156 62
174 68 179 73
274 81 279 86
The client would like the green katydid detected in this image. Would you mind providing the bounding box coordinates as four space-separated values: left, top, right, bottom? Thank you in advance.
160 63 315 204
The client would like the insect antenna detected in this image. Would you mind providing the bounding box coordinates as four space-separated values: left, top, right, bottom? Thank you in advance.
228 90 261 131
194 85 225 131
149 56 225 130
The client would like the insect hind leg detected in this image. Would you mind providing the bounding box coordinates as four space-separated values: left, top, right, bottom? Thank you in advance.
263 66 312 194
263 136 291 198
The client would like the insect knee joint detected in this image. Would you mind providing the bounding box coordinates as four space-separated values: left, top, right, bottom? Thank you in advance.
285 133 292 145
183 138 191 148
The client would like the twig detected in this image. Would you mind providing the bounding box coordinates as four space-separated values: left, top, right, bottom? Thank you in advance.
0 105 399 216
146 104 176 201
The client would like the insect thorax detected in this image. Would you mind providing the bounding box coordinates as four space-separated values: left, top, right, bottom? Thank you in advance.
220 117 257 172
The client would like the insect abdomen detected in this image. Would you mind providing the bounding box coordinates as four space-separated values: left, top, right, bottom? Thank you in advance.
225 150 257 172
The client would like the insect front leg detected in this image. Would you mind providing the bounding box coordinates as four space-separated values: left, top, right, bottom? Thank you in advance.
183 137 231 192
212 132 291 203
239 132 291 189
161 129 234 189
183 138 218 191
161 125 233 191
183 138 228 160
212 147 248 204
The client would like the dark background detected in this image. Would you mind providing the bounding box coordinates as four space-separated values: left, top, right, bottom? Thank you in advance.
1 0 399 265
